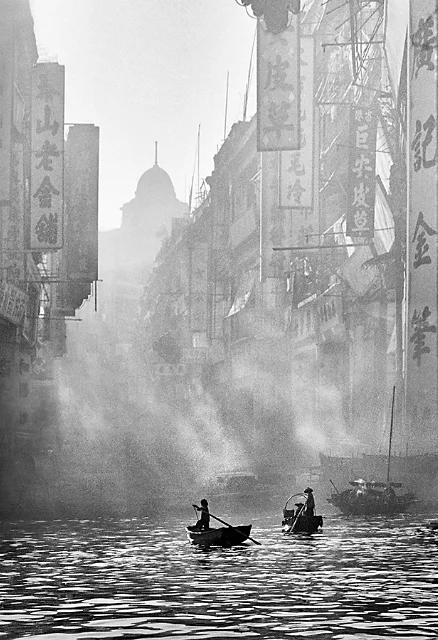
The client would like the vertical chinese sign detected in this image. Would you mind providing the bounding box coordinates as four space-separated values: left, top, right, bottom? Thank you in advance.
189 243 208 333
346 105 377 238
0 13 13 281
257 15 300 152
65 124 99 282
0 14 12 203
279 37 314 209
30 63 65 250
407 0 438 445
279 36 320 255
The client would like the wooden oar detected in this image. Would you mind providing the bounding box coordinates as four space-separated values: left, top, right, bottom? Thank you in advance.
290 500 306 533
194 505 261 545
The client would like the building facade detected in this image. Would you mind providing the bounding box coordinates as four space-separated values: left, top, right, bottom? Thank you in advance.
140 0 413 493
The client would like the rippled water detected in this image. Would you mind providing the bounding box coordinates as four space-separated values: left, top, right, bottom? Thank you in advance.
0 511 437 639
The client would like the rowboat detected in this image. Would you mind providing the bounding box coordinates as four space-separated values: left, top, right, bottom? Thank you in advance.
282 494 323 535
186 524 252 547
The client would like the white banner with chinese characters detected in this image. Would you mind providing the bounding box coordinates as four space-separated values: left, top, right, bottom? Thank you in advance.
189 243 208 331
407 0 438 443
261 151 288 279
279 37 314 209
346 105 377 237
30 63 65 250
0 15 13 203
257 15 300 151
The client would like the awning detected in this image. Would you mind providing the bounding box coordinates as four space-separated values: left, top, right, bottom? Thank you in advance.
384 0 408 102
374 178 395 254
227 270 256 318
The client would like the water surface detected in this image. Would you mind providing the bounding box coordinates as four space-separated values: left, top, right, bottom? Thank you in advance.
0 512 436 639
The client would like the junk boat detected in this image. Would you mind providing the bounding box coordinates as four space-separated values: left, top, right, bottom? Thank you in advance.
326 387 416 516
327 479 415 515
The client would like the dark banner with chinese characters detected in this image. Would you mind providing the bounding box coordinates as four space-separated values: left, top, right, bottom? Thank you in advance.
65 124 99 282
346 105 378 238
407 0 438 443
30 63 65 250
257 15 300 151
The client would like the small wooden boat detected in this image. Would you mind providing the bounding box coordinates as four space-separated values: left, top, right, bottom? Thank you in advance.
282 494 323 535
186 524 252 547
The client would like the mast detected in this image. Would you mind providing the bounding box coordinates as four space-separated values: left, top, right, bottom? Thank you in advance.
386 385 396 483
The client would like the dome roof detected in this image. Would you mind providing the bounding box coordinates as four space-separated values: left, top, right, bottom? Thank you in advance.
135 163 176 204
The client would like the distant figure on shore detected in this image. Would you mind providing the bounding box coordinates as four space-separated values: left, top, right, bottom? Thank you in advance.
193 498 210 530
303 487 315 517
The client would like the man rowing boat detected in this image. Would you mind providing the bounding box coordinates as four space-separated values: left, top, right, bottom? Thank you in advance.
192 498 210 530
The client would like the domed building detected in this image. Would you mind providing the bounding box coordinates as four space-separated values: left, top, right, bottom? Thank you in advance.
97 150 188 349
101 151 188 277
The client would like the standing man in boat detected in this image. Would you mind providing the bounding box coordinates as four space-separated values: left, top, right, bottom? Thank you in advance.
193 499 210 530
303 487 315 517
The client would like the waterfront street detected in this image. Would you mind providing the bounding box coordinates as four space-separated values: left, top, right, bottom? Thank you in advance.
1 511 437 639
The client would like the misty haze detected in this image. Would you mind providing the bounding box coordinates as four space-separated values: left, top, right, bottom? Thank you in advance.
0 0 438 638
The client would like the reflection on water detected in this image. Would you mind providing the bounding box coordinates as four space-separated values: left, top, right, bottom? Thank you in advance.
0 513 437 639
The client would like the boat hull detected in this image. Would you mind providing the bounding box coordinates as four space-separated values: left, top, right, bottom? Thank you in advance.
186 524 252 547
328 490 415 516
282 514 323 535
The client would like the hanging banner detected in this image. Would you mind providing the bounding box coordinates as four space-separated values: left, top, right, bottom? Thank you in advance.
346 105 378 238
0 280 28 326
30 63 65 250
257 15 300 151
189 243 208 331
260 151 288 279
0 16 13 203
2 142 25 284
17 349 32 434
406 0 438 444
65 124 99 282
279 37 314 208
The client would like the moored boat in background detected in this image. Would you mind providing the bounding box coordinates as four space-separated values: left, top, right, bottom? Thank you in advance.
325 387 417 515
327 479 416 516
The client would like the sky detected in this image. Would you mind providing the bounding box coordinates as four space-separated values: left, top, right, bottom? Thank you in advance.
29 0 257 231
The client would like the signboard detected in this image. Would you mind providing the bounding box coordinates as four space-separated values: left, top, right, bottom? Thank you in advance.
30 63 65 250
346 105 378 237
279 37 314 208
0 280 28 325
0 15 13 203
154 363 187 377
65 124 99 282
260 151 287 279
257 15 300 151
3 142 25 283
17 350 32 433
189 243 208 331
406 0 438 443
